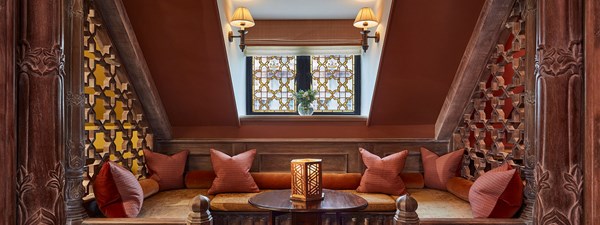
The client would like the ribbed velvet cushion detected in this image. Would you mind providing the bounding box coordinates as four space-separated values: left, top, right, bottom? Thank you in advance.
420 147 464 190
93 162 143 218
469 164 523 218
357 148 409 195
208 149 260 194
144 150 189 191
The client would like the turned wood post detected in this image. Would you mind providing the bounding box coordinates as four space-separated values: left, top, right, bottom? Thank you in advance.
394 194 419 225
187 195 213 225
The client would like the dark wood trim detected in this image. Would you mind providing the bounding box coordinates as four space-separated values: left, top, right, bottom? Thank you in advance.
584 0 600 223
16 0 67 224
419 218 527 225
434 0 516 140
64 0 87 223
83 218 186 225
240 115 367 124
0 0 16 223
159 138 447 144
93 0 172 139
535 0 584 224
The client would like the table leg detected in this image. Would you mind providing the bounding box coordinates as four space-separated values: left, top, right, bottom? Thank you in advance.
291 212 322 225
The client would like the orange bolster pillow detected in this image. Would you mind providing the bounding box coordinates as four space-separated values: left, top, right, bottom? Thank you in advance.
186 170 426 190
138 178 160 199
446 177 473 202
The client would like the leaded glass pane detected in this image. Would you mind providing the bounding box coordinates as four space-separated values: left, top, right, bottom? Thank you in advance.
311 55 355 112
252 56 297 112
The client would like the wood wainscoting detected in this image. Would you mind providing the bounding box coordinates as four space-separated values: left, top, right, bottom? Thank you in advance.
155 139 449 173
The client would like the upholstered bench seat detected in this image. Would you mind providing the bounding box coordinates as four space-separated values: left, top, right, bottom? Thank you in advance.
138 189 212 218
393 189 472 218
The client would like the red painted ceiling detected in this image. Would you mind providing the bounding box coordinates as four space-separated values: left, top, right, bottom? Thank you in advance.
122 0 239 126
369 0 485 125
122 0 484 129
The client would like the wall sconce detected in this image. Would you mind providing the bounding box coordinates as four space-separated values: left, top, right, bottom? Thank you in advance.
290 159 323 201
354 7 380 52
228 7 255 52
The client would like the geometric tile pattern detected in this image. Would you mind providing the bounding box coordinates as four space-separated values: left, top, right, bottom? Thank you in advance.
453 9 527 181
83 6 153 195
311 55 355 112
251 56 297 112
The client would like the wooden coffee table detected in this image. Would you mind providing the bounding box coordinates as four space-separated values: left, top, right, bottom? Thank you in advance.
248 189 368 225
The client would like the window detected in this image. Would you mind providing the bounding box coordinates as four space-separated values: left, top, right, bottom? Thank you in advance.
247 55 361 115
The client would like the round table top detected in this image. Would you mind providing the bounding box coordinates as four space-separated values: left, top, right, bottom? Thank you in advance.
248 189 368 213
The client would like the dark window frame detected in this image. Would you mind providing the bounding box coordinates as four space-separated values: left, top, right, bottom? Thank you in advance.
246 55 361 115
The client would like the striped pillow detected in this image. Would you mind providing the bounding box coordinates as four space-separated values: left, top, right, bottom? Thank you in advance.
144 150 189 191
420 147 464 190
356 148 409 195
93 162 143 218
208 149 259 195
469 163 524 218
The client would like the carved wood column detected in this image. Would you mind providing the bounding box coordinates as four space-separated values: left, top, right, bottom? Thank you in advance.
64 0 87 224
0 0 17 224
535 0 584 224
584 0 600 223
16 0 67 224
521 0 536 221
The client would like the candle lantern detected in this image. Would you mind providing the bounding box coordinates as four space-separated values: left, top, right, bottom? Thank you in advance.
290 159 324 201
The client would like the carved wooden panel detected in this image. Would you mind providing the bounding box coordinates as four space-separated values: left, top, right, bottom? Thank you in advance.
156 139 449 174
452 1 527 181
534 0 584 224
83 2 153 196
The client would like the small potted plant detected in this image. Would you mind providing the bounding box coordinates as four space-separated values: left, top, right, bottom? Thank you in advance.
295 89 316 116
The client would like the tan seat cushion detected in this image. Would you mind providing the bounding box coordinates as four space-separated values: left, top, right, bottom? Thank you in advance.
210 191 270 212
393 188 472 218
138 189 211 218
339 190 397 211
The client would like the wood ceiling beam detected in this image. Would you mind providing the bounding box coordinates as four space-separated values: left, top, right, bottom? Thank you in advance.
434 0 516 140
94 0 172 139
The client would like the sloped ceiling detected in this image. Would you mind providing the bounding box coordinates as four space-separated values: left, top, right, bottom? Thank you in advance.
368 0 485 125
122 0 239 126
122 0 485 134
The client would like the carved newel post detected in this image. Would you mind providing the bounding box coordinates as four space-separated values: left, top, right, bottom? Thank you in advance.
394 194 419 225
187 195 213 225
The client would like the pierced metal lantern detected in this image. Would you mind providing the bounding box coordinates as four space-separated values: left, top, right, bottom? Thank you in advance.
290 159 324 201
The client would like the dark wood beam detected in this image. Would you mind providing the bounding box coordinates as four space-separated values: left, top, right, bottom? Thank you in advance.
434 0 516 140
0 0 16 223
584 0 600 223
93 0 172 139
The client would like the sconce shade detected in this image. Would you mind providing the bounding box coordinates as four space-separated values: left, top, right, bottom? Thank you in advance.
290 159 324 202
353 7 379 29
230 7 255 29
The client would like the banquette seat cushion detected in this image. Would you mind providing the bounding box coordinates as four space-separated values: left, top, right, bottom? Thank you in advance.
135 171 472 219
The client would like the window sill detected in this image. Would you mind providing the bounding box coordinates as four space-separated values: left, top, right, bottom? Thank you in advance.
239 115 368 124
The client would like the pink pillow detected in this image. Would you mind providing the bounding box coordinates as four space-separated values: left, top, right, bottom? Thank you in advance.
93 162 143 218
420 147 464 190
357 148 409 195
469 163 523 218
208 149 260 194
143 150 189 191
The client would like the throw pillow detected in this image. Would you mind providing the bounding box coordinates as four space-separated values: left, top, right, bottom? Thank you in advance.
208 149 259 194
420 147 464 190
93 161 144 218
469 163 523 218
143 149 189 191
356 148 409 195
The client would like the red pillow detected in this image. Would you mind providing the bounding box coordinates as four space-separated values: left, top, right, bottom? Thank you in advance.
420 147 464 190
93 162 143 218
356 148 409 195
469 163 523 218
143 150 189 191
208 149 259 194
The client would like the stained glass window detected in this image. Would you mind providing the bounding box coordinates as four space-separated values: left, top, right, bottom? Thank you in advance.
251 56 297 112
311 55 355 112
248 55 359 114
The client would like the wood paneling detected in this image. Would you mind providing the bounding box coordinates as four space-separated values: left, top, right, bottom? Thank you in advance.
16 0 66 224
0 0 16 223
435 0 516 140
535 0 584 224
94 0 172 139
584 0 600 223
156 139 449 174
